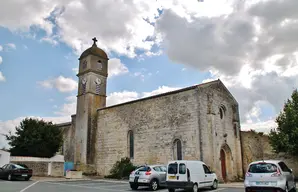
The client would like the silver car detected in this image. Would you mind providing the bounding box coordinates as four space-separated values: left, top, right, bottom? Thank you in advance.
244 160 296 192
129 164 167 191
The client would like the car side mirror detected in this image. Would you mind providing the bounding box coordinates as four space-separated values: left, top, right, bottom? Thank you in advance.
290 169 293 173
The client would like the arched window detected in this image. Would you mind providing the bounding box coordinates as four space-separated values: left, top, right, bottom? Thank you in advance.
128 130 134 159
173 139 182 160
219 105 226 119
233 123 238 138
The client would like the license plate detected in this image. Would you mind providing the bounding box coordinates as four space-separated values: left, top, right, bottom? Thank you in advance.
22 174 28 177
256 181 269 185
168 176 176 179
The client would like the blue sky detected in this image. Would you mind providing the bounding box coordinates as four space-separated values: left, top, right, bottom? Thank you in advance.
1 0 298 146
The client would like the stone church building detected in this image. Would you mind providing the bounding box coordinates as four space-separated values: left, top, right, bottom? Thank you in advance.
58 38 243 182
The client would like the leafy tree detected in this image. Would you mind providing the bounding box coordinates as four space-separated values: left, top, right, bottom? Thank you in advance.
5 118 63 158
269 89 298 156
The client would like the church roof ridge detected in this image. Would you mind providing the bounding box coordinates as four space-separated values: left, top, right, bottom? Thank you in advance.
97 79 221 112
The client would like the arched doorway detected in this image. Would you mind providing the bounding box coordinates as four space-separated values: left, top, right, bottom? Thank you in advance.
220 143 232 182
220 149 227 182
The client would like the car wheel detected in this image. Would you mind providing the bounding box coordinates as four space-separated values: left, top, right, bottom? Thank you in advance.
130 183 138 190
150 179 159 191
192 183 198 192
293 182 297 192
211 180 218 189
7 174 12 181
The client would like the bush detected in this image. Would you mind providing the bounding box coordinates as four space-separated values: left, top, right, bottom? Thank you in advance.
105 157 137 179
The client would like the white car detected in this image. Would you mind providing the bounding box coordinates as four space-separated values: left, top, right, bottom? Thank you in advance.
244 160 296 192
129 164 167 191
166 160 218 192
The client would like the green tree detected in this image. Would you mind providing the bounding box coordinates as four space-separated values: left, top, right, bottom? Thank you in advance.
269 89 298 156
5 118 63 158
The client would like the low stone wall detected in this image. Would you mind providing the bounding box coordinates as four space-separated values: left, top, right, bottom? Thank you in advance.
241 131 298 176
10 155 65 177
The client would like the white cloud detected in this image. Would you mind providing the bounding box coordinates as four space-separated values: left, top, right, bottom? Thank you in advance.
0 0 56 34
0 0 233 58
55 96 77 116
0 45 3 51
6 43 16 50
107 91 139 106
142 86 181 98
107 85 181 106
0 72 6 82
108 58 129 78
133 72 145 82
38 76 77 92
153 0 298 133
0 56 2 64
40 36 58 45
72 68 78 74
53 0 160 58
241 118 277 134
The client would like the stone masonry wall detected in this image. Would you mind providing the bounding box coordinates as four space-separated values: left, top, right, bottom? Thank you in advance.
241 131 298 176
198 82 243 182
95 88 200 176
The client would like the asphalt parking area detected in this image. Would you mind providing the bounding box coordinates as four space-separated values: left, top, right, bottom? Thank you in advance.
0 179 243 192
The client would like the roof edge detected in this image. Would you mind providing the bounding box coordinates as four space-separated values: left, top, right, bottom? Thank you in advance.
55 122 71 127
97 79 220 112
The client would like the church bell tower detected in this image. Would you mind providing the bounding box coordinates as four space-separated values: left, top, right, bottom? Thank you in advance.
74 37 109 166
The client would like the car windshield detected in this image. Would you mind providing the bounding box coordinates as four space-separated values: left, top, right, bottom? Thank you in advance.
17 164 28 168
13 164 26 169
168 163 178 174
248 163 278 173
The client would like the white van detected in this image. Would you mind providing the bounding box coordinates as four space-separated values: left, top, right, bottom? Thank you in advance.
166 160 218 192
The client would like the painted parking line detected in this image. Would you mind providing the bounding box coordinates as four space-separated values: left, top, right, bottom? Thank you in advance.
20 181 39 192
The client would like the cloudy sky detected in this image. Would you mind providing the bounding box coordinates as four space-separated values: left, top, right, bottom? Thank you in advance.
0 0 297 148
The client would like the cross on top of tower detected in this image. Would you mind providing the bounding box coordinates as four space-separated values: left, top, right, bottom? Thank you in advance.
92 37 98 46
